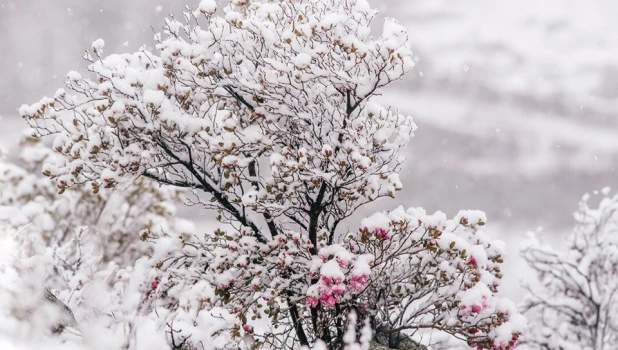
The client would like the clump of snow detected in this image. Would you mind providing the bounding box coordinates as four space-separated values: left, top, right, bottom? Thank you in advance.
293 53 312 69
91 38 105 53
198 0 216 15
143 90 165 106
66 71 82 81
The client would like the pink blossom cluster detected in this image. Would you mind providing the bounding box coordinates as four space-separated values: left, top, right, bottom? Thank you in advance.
306 296 319 308
219 279 235 292
306 273 370 308
308 247 373 308
374 228 391 240
471 333 519 350
348 274 368 291
318 276 347 307
336 257 349 268
460 295 488 317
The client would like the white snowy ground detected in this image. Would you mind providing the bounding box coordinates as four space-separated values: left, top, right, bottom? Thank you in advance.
2 0 618 303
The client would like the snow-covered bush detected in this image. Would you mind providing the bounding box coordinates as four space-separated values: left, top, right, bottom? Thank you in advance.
0 135 189 262
19 0 524 348
521 188 618 350
0 137 226 349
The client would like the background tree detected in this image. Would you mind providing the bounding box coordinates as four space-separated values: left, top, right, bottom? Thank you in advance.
0 136 226 349
521 188 618 350
20 0 525 348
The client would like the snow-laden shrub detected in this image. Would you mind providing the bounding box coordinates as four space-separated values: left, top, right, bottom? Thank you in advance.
522 188 618 350
19 0 525 348
0 139 234 350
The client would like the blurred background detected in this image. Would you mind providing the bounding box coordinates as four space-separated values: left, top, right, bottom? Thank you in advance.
2 0 618 300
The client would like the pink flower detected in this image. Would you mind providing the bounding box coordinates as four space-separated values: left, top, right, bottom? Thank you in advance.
321 276 332 287
493 342 508 350
321 276 342 286
336 258 349 268
353 274 368 284
243 325 253 333
349 281 364 291
349 274 369 291
470 256 478 266
306 296 319 308
151 281 159 289
462 299 488 316
320 294 339 307
374 228 391 240
331 285 346 296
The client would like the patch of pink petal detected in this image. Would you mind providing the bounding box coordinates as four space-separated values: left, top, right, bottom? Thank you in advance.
319 276 346 306
306 296 319 308
349 274 368 291
320 293 340 307
460 296 489 317
308 273 370 308
336 257 349 268
374 228 391 240
472 336 518 350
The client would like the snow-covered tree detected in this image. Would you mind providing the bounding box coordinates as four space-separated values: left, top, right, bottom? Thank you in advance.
20 0 524 349
521 188 618 350
0 135 190 262
0 136 219 349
